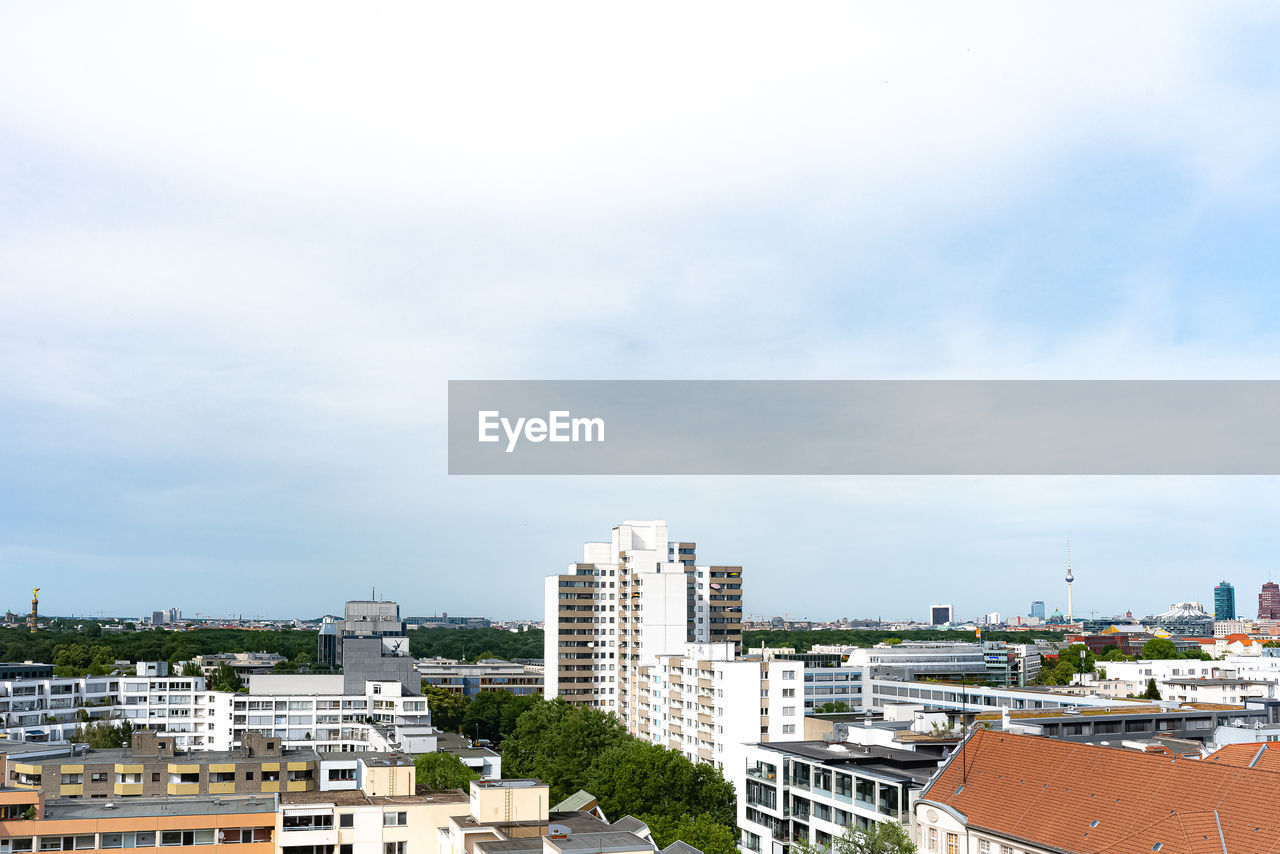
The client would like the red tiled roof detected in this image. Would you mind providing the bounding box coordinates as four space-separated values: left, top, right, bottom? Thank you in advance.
1205 742 1280 773
920 729 1280 853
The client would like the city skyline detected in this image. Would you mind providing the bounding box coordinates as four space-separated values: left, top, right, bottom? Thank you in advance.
5 6 1280 619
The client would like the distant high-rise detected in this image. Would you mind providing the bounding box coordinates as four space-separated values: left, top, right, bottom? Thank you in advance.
930 604 954 625
1260 582 1280 621
1030 600 1046 619
1214 581 1235 622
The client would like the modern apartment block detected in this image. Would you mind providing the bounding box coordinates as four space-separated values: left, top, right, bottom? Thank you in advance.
0 792 277 854
0 663 221 749
736 740 934 854
4 731 323 800
632 644 804 772
223 675 433 754
543 521 743 714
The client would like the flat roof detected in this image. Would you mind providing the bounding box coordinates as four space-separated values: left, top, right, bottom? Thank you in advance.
282 788 468 806
16 747 320 766
974 702 1247 721
549 832 656 854
475 779 546 788
43 796 277 820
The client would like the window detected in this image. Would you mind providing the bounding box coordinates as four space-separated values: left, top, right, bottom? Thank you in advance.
782 688 795 698
100 837 123 851
384 844 406 854
339 815 354 828
978 842 990 854
782 724 796 734
90 773 107 783
2 840 33 854
340 848 353 854
946 834 958 854
927 828 937 852
782 671 796 680
61 774 83 785
383 812 407 827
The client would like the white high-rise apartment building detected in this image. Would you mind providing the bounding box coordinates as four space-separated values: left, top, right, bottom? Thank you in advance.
543 520 743 726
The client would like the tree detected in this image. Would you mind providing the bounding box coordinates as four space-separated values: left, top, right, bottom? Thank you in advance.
641 813 738 854
81 622 102 638
1056 643 1096 674
69 721 134 748
181 661 204 677
1142 678 1161 700
424 686 472 732
459 690 540 746
815 701 850 713
414 752 479 790
209 662 244 692
793 822 916 854
501 700 629 804
1140 637 1180 660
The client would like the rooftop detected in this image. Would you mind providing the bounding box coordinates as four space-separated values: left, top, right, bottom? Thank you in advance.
1204 742 1280 773
282 788 469 805
14 746 322 766
920 729 1280 854
43 796 277 821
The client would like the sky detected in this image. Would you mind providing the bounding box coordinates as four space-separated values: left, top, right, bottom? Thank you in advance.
3 3 1280 622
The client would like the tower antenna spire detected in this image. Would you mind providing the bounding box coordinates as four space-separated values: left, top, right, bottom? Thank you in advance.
1065 539 1074 624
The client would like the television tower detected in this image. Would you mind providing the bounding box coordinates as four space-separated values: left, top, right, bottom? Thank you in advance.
1065 541 1074 623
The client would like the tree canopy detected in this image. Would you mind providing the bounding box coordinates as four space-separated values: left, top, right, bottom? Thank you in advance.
414 752 479 791
792 822 916 854
408 627 543 662
1140 637 1181 660
501 699 737 846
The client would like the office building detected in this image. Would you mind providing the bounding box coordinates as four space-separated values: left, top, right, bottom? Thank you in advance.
913 729 1280 853
404 615 491 630
314 599 418 695
316 599 407 669
543 520 742 719
1261 582 1280 621
1214 580 1236 622
416 659 543 697
928 605 952 626
1029 600 1046 619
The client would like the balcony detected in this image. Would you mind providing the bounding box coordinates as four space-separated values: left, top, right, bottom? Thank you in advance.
746 767 777 783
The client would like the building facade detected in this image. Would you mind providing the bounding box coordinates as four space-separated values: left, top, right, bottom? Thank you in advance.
736 740 934 854
1261 582 1280 621
416 659 542 698
543 521 743 715
1215 580 1236 622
